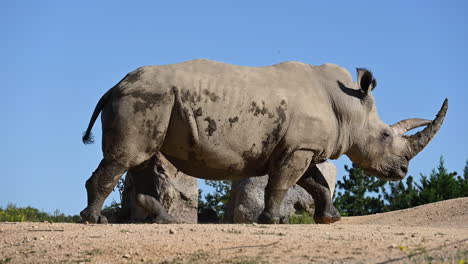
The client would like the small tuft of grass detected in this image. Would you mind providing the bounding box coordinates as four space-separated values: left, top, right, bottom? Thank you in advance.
187 250 210 263
288 212 315 224
159 250 210 264
159 258 184 264
73 259 91 263
226 256 270 264
82 249 103 256
0 258 12 264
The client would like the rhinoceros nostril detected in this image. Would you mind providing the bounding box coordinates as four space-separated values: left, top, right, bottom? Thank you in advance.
400 165 408 174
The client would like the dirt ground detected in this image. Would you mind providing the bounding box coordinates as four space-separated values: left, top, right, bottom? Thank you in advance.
1 198 467 264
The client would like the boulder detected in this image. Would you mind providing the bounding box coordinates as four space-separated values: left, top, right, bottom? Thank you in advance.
225 162 336 223
120 153 198 223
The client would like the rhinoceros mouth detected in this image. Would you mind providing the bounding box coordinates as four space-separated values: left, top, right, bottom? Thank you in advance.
362 159 408 181
364 168 405 181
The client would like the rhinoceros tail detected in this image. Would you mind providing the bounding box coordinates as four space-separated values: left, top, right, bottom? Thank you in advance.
82 131 94 144
82 89 113 144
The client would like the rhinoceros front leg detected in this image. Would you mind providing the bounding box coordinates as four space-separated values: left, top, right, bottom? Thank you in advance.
297 165 341 224
80 159 127 224
258 150 313 224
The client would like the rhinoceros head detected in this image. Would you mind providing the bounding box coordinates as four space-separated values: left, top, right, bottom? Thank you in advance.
345 69 448 181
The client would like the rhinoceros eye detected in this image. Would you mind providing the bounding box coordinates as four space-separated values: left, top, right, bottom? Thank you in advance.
382 130 392 141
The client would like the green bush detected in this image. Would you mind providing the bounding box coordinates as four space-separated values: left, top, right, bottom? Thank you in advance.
0 203 80 223
198 180 231 221
288 211 315 224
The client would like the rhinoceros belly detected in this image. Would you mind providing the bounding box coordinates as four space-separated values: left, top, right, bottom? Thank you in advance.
159 99 285 179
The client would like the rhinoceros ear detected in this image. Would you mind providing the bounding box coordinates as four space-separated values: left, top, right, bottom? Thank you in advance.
357 68 376 94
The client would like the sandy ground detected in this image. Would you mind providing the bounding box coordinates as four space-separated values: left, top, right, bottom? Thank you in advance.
1 198 467 264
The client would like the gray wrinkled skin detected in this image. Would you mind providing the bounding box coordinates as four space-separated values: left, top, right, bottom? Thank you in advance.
81 59 447 224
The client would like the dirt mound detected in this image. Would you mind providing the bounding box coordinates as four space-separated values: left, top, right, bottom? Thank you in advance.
340 197 468 228
1 198 467 263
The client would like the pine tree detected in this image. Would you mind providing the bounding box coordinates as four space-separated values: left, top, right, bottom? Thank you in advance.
383 175 420 211
333 164 386 216
455 160 468 197
418 157 460 204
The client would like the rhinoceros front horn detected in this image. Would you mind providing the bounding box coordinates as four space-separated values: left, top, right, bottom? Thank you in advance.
403 99 448 159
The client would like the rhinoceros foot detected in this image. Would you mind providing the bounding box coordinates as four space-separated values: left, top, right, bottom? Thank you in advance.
314 215 341 224
80 208 108 224
314 205 341 224
257 212 289 224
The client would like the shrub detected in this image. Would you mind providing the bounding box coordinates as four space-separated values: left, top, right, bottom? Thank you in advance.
0 203 80 223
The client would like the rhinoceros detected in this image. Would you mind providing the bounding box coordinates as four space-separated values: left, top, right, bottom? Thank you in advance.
81 59 447 224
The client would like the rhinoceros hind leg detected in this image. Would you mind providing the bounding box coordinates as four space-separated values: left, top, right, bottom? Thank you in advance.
258 150 313 224
297 166 341 224
80 159 128 224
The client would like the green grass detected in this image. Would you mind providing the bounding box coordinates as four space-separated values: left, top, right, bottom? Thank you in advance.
82 249 103 256
288 212 315 224
0 257 12 264
226 256 270 264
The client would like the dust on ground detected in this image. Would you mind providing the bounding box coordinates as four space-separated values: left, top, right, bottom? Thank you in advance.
1 197 467 264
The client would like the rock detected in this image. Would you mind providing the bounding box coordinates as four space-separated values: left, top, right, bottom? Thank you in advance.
225 161 336 223
119 153 198 224
316 162 336 197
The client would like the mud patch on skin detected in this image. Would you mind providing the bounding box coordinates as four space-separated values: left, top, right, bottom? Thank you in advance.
194 107 203 118
261 133 275 158
228 116 239 127
274 103 287 124
140 120 163 154
204 117 217 136
259 100 288 156
131 91 168 114
124 68 145 85
144 120 155 137
145 145 154 154
241 143 257 159
145 120 153 130
203 89 220 102
249 101 275 118
180 89 202 103
272 102 287 141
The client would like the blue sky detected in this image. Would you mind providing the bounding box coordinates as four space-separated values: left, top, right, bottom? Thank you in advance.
1 1 467 215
